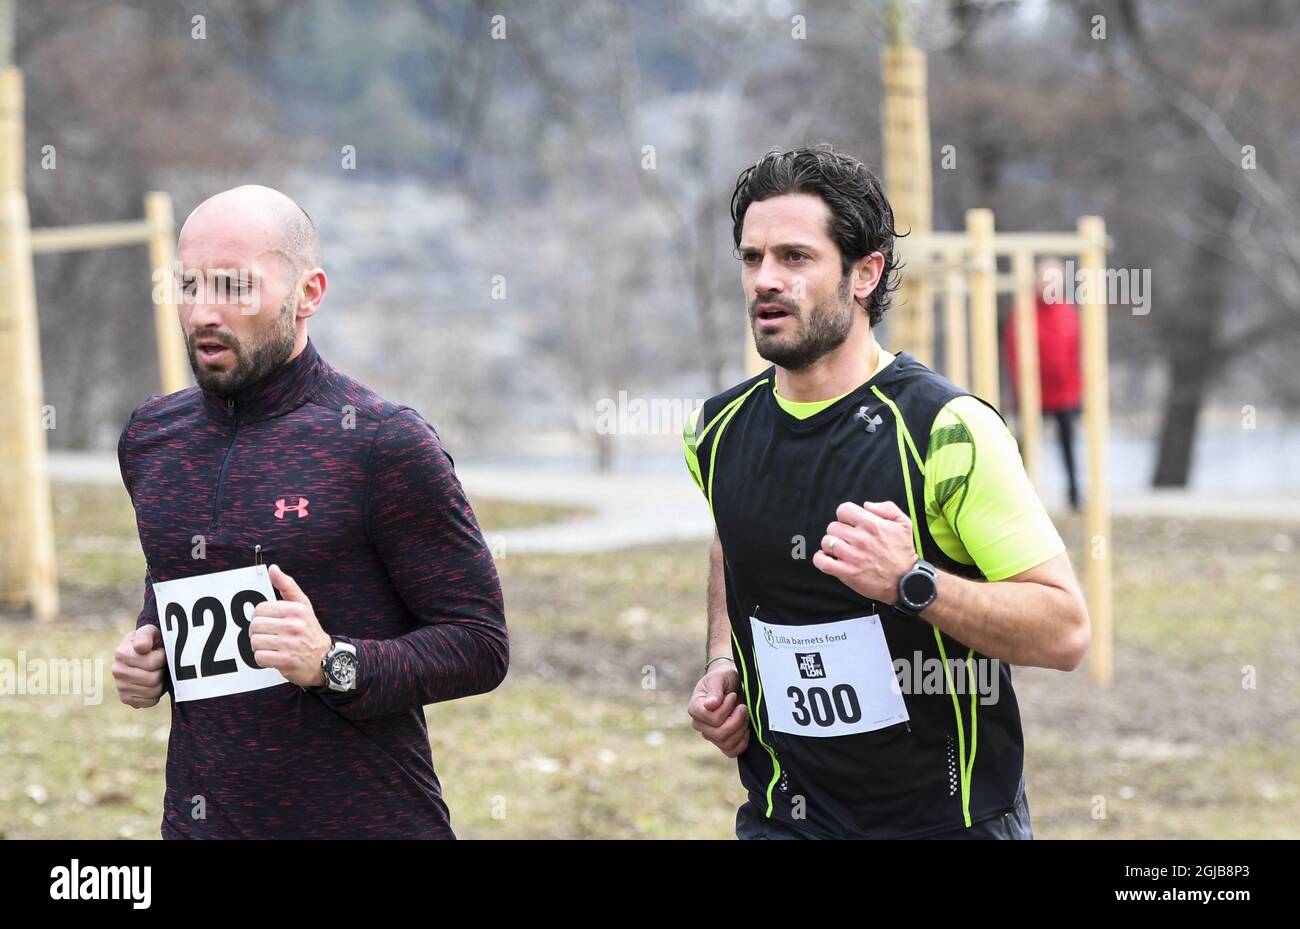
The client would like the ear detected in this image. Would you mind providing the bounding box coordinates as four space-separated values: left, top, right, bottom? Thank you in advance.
852 251 885 309
296 267 327 322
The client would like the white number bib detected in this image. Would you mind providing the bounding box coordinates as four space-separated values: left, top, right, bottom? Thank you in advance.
749 614 908 737
151 565 290 703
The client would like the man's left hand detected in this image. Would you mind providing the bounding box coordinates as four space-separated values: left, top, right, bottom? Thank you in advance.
812 500 919 605
251 564 332 688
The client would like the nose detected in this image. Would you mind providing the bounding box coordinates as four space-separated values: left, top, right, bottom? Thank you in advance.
184 280 230 335
187 305 228 340
752 252 785 300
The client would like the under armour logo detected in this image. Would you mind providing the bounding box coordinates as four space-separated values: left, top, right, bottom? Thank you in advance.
854 406 883 433
274 497 310 519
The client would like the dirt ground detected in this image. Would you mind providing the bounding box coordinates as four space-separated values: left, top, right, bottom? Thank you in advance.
1 483 1295 838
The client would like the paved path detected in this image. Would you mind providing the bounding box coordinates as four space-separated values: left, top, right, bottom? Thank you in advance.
46 452 1300 554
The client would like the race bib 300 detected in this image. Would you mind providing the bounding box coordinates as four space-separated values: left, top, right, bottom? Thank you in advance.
749 614 908 737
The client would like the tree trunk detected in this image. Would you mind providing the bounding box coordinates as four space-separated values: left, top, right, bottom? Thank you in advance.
1152 346 1216 487
1152 177 1236 487
594 431 614 473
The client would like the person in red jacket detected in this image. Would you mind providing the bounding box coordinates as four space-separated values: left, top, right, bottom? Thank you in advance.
1003 258 1083 511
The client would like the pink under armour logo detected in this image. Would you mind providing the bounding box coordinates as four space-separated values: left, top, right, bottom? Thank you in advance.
274 497 309 519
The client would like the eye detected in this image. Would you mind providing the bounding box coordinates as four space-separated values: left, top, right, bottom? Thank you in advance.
739 252 761 265
787 251 807 262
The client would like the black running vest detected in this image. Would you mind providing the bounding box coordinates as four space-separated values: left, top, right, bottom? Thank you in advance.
690 351 1027 838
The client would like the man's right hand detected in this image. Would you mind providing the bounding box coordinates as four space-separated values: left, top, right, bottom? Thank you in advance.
687 659 749 758
112 624 166 709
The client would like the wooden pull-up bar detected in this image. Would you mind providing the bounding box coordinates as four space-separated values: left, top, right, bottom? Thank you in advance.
0 62 186 620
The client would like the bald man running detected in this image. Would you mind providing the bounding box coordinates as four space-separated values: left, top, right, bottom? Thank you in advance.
110 186 508 839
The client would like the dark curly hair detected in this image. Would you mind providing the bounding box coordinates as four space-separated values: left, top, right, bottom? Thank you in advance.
730 144 904 327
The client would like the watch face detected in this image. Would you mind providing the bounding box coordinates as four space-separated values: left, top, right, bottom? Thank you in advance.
328 652 358 688
901 570 936 608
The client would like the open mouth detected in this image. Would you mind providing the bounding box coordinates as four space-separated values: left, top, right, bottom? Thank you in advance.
755 305 792 325
195 340 232 362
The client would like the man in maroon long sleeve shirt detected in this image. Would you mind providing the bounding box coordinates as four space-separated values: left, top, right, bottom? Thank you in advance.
110 185 508 838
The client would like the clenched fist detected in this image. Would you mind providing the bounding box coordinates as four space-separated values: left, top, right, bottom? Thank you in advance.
812 500 918 606
249 564 332 689
112 624 166 709
687 658 750 758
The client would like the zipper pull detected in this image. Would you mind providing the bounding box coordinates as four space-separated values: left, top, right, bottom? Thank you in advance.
226 398 235 417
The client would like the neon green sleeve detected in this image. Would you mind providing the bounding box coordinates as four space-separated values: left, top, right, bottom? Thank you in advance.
924 395 1065 581
683 405 705 494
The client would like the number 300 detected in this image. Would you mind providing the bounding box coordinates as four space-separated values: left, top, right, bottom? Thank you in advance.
787 684 863 727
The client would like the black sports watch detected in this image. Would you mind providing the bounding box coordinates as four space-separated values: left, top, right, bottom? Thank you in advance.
318 637 358 693
895 559 938 616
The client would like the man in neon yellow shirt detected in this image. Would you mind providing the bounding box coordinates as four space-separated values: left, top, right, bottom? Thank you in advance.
683 145 1090 839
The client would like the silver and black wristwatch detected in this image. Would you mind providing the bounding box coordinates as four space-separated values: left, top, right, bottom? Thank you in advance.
319 638 359 692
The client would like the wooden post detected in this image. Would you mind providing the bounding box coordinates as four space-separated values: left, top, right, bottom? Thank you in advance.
0 66 19 607
882 44 933 364
1012 249 1041 488
1079 215 1112 687
0 189 57 619
942 260 967 389
146 191 189 394
967 208 998 405
0 65 56 618
0 62 179 619
0 67 19 191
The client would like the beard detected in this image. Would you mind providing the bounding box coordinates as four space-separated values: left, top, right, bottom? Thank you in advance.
187 294 297 398
752 275 855 372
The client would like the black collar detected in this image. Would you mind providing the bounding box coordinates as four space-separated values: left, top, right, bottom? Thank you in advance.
200 338 323 424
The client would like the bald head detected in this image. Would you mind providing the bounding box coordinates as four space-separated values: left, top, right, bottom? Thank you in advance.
177 185 328 398
180 185 320 277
